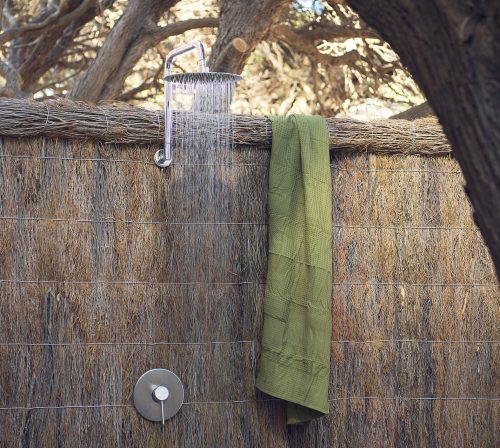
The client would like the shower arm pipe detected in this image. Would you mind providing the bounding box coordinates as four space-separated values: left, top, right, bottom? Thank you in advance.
155 40 209 168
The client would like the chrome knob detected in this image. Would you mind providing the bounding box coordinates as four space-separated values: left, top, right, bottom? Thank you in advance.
133 369 184 428
153 385 169 402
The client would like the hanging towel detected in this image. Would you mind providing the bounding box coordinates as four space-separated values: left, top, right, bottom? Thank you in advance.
256 115 333 425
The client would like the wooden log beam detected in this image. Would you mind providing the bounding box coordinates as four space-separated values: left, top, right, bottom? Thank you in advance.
0 98 451 155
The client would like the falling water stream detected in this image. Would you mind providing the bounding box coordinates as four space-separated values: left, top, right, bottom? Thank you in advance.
166 75 242 293
170 75 237 166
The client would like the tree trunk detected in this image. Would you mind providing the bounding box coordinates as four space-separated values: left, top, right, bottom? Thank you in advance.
348 0 500 280
69 0 178 102
210 0 290 74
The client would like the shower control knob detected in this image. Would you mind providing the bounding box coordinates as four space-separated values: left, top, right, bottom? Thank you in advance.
133 369 184 425
153 385 169 402
152 385 170 426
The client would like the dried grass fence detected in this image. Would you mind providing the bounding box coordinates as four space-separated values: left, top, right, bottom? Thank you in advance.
0 99 498 447
0 98 450 154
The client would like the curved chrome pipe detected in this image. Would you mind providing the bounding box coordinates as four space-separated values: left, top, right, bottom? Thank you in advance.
155 40 209 168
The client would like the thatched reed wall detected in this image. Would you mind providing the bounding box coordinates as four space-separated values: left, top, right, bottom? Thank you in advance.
0 101 498 447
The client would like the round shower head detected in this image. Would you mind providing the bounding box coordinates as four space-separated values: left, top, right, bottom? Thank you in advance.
163 72 242 83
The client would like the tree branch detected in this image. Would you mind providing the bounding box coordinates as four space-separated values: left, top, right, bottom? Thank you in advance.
0 0 5 28
272 24 366 67
0 58 22 96
118 75 161 101
295 21 379 41
0 0 96 45
69 0 181 102
390 101 434 120
35 62 87 93
16 1 115 90
150 17 219 45
210 0 290 74
2 0 18 28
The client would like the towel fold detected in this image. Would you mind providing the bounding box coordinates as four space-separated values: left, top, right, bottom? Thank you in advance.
256 115 333 425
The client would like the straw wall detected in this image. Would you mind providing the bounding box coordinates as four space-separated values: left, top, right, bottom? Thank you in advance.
0 134 498 447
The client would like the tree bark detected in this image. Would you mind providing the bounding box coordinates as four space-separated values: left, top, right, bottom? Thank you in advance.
348 0 500 280
210 0 290 74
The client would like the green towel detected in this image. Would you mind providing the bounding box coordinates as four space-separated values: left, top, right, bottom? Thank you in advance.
256 115 333 425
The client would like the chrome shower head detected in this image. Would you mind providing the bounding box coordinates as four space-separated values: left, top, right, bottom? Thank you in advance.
154 41 242 168
163 72 242 84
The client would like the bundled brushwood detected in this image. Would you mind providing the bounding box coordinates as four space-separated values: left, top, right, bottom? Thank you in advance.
0 134 497 447
0 98 451 155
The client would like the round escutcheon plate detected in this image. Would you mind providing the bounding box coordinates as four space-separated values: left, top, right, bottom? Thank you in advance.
133 369 184 422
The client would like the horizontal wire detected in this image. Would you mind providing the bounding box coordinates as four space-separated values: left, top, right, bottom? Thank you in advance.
0 154 157 166
331 339 500 344
328 396 500 402
337 225 475 230
0 279 261 286
0 279 496 287
170 163 267 167
0 216 265 225
182 399 277 405
0 155 262 168
0 154 463 173
332 281 498 287
334 168 462 174
1 396 498 411
0 216 477 231
0 339 497 347
0 340 255 347
0 404 132 411
186 397 500 404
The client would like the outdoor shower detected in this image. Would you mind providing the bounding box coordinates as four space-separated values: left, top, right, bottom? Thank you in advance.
134 39 243 428
154 39 242 167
